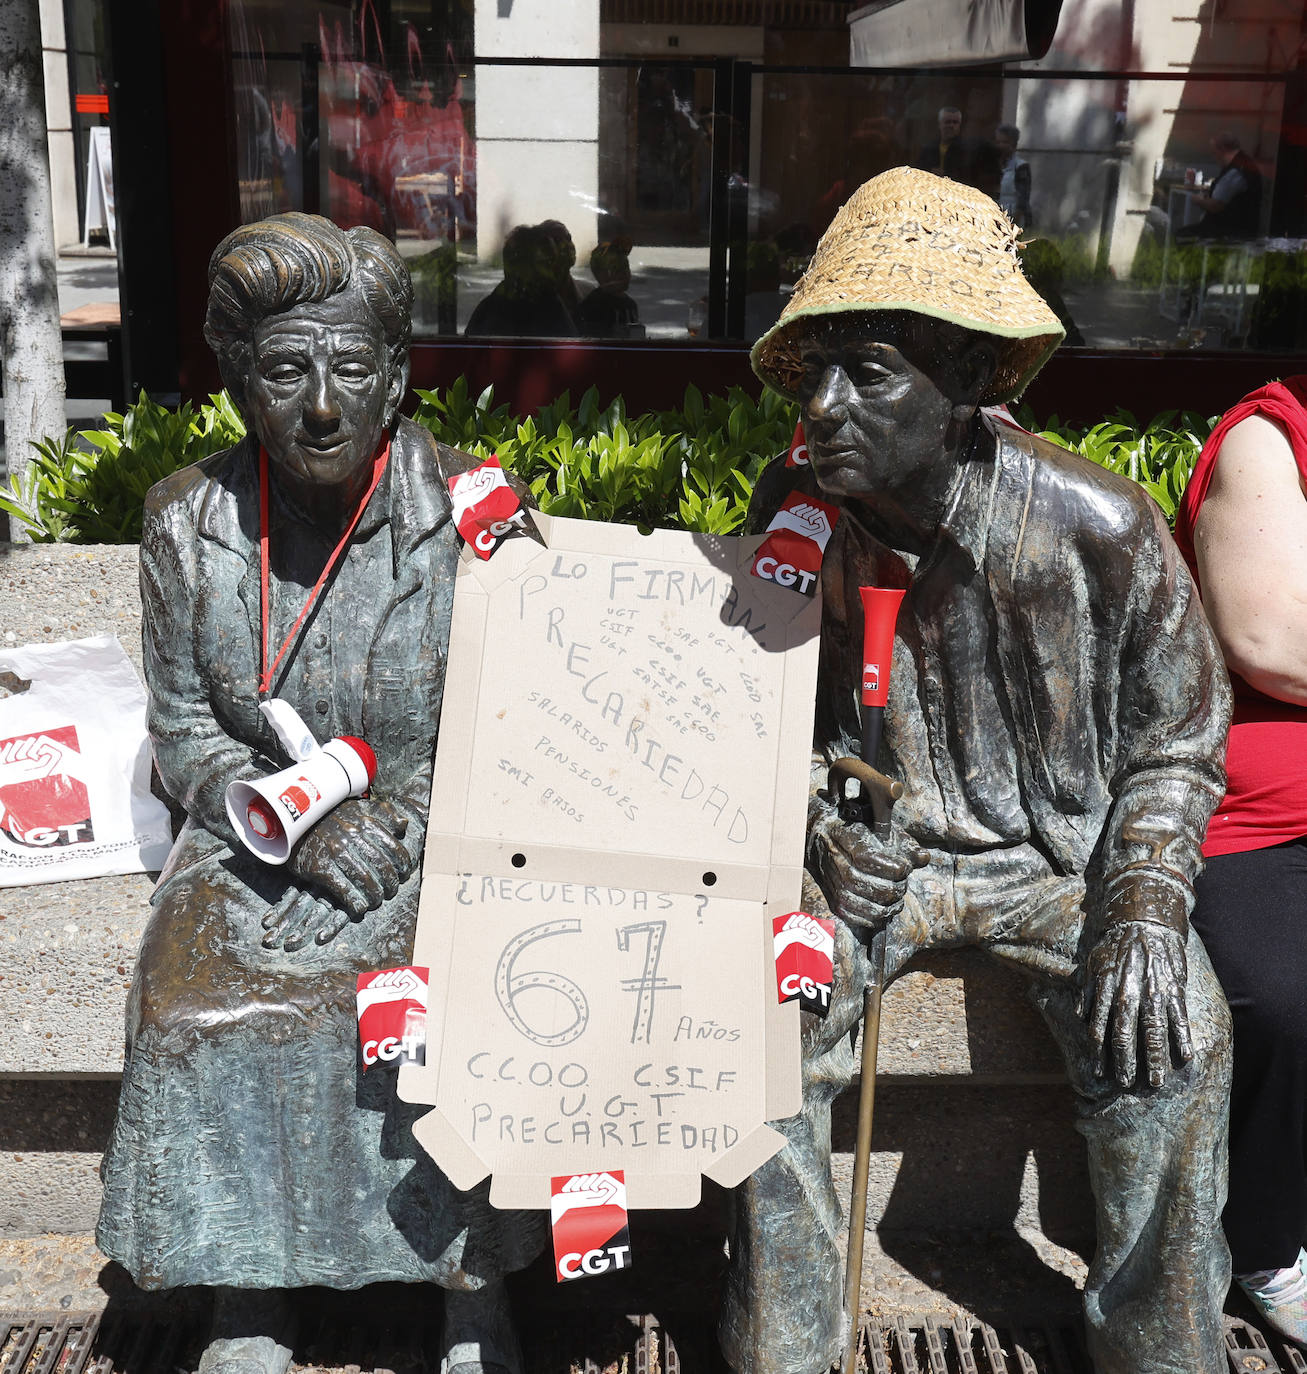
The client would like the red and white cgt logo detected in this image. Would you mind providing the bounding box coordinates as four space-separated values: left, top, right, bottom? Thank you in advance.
550 1170 632 1283
783 420 810 468
277 773 321 820
448 457 535 560
0 726 95 850
751 493 840 598
772 911 835 1017
356 966 429 1070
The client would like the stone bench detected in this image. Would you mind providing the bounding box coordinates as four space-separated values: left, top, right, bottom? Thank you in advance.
0 543 1093 1278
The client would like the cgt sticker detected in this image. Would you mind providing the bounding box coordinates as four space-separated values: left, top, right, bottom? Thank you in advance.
357 966 429 1070
550 1170 632 1283
751 493 840 598
448 457 536 560
0 726 94 851
772 911 835 1017
783 420 809 468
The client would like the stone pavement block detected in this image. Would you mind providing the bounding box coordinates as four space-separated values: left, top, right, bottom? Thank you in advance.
0 874 152 1076
0 1080 119 1236
878 950 1065 1081
832 1082 1094 1249
0 545 143 680
0 1233 113 1311
0 903 1059 1084
0 1074 1094 1248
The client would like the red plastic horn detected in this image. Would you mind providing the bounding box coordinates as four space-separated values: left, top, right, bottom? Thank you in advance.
859 586 906 710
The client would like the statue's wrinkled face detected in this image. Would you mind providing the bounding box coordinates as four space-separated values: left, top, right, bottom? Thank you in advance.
796 323 957 502
245 283 400 494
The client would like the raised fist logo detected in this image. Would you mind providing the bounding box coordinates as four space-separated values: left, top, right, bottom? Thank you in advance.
762 493 841 554
0 726 94 849
0 733 87 787
459 462 503 499
553 1171 626 1215
357 965 429 1016
772 910 836 1017
773 911 835 961
783 501 832 540
450 458 510 522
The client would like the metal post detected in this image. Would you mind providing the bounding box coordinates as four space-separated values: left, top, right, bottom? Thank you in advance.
707 57 732 340
300 42 321 216
724 59 752 341
843 936 885 1374
105 0 180 405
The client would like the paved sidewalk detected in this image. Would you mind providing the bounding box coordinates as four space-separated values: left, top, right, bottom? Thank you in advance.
0 1222 1088 1326
56 248 118 319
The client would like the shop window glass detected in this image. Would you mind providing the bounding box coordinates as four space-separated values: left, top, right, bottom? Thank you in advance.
224 0 1307 356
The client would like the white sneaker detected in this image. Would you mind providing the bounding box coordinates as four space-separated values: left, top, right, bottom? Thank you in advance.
1236 1247 1307 1347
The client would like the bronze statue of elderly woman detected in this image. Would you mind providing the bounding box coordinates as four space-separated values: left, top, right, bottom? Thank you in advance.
96 212 543 1374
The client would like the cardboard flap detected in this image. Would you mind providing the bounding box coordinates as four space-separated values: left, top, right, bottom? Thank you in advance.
489 1168 703 1211
702 1123 790 1190
411 1106 490 1192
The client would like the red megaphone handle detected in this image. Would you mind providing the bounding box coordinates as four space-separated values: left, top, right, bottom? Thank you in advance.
858 585 907 765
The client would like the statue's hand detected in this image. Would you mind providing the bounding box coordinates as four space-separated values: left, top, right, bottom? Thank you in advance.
1084 921 1193 1089
283 796 416 917
807 808 929 935
262 887 348 952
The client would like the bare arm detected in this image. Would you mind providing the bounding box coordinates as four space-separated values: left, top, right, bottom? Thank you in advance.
1193 412 1307 704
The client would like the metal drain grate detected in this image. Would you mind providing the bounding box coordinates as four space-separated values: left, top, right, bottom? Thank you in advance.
3 1308 1303 1374
1 1313 102 1374
1 1308 682 1374
569 1314 681 1374
853 1315 1307 1374
1225 1316 1307 1374
856 1316 1091 1374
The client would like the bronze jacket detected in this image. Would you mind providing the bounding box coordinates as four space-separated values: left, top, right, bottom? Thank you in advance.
140 416 477 891
757 415 1232 942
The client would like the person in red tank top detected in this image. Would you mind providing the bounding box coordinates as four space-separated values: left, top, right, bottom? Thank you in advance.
1176 377 1307 1345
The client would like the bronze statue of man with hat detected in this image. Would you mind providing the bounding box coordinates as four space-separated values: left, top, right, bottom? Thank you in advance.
721 168 1234 1374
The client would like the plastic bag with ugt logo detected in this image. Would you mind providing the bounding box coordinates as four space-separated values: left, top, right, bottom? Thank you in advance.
0 634 173 887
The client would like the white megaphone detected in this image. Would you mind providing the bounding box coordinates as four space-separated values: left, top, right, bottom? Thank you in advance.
225 698 377 864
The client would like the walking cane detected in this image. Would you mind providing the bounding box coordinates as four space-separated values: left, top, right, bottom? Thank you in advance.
829 585 908 1374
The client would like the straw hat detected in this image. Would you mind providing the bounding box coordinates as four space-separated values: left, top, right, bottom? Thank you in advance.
751 167 1065 404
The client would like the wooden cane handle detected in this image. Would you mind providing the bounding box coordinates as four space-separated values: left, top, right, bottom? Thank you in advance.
828 755 902 829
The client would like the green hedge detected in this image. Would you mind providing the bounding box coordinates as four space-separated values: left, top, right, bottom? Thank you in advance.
1012 404 1215 526
0 392 245 544
412 378 792 533
0 386 1216 544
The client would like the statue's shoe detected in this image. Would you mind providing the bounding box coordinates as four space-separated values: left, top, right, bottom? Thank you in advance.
197 1289 297 1374
196 1336 294 1374
1237 1247 1307 1347
441 1278 522 1374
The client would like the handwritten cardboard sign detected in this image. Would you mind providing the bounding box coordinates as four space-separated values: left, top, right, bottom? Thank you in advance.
399 514 821 1209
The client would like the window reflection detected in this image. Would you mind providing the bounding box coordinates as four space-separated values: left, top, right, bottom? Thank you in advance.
231 1 473 243
224 1 1307 358
748 70 1302 354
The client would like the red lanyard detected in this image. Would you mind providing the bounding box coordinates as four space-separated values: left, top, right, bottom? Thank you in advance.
257 436 391 698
